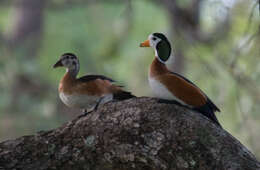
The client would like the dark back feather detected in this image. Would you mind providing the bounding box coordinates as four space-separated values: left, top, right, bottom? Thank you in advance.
78 75 115 83
113 91 135 100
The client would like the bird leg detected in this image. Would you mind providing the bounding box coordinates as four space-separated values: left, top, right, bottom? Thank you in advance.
93 96 105 111
78 97 105 118
77 109 91 118
157 99 180 105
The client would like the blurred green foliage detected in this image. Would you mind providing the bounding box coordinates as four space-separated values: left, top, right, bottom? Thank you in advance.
0 0 259 158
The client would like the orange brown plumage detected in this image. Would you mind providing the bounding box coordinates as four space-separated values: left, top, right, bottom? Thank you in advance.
150 58 207 107
59 72 122 96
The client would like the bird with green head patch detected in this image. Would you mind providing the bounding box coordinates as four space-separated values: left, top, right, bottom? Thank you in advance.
140 32 222 127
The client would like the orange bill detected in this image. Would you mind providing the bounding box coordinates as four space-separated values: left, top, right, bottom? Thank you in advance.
140 39 150 47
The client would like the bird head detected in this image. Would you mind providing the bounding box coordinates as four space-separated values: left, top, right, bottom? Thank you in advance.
53 53 79 70
140 32 172 63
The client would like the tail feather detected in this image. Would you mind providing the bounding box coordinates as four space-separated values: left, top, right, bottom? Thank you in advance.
207 98 221 112
194 104 222 128
113 91 135 100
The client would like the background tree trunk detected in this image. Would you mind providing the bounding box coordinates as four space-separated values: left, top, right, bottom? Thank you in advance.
0 97 259 170
159 0 230 73
5 0 45 51
3 0 48 113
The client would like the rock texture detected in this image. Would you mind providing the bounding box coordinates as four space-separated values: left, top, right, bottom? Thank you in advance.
0 97 259 170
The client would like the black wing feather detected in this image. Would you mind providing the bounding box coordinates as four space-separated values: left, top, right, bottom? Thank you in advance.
78 75 115 83
78 75 135 100
114 91 136 100
193 104 222 127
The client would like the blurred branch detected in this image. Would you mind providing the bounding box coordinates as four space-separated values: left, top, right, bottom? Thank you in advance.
243 0 259 35
197 13 231 45
219 27 260 102
226 65 260 102
259 0 260 14
230 29 260 69
192 4 260 103
224 7 260 101
191 24 260 108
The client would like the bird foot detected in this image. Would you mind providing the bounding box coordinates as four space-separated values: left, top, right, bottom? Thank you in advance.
77 109 93 118
157 99 180 105
157 99 191 110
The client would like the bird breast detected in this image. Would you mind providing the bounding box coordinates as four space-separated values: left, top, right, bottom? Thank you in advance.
148 77 187 106
59 92 100 109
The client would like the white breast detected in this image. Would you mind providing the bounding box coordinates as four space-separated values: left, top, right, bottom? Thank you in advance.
59 92 99 109
148 77 187 106
59 92 114 109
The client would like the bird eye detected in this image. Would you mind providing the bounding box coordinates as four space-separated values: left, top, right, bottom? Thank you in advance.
152 37 157 41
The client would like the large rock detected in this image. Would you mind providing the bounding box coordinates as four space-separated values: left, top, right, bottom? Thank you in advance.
0 97 259 170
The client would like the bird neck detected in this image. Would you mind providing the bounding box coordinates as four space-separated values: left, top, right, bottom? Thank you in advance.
149 58 170 78
66 64 79 78
154 46 175 73
59 71 77 93
67 69 78 78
